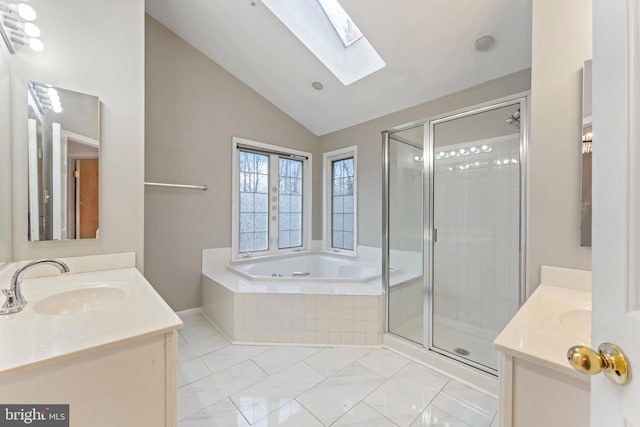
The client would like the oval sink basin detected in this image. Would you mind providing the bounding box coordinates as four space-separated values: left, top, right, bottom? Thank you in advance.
34 284 127 315
558 308 591 343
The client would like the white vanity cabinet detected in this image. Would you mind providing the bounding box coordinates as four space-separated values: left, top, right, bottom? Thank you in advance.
497 352 589 427
0 331 179 427
0 255 183 427
494 266 592 427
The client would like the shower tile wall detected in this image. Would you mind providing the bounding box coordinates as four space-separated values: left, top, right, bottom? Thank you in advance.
433 135 520 334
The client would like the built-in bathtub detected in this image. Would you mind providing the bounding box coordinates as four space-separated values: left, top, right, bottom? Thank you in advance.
201 248 384 346
228 253 381 282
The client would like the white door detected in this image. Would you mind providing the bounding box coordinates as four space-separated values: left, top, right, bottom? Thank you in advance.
591 0 640 425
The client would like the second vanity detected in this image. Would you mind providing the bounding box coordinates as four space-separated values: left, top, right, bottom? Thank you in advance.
494 266 592 427
0 253 183 427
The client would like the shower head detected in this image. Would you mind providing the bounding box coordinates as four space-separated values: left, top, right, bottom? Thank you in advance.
506 108 521 129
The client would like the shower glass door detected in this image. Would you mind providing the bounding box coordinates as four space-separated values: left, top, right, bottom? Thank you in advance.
386 126 424 344
429 101 524 373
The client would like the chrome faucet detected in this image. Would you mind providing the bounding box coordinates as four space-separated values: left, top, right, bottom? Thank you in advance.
1 259 70 314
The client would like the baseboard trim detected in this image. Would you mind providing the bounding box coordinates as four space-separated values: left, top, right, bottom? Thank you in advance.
175 307 202 319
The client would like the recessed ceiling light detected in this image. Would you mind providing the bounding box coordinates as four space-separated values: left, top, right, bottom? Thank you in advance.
474 35 496 52
311 80 324 91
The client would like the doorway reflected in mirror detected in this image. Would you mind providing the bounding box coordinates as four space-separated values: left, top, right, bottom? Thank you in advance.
27 81 100 241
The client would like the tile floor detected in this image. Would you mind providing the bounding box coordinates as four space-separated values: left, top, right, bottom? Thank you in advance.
177 314 499 427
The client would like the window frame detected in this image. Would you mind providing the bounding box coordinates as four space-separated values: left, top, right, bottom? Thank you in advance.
231 137 312 260
323 145 358 256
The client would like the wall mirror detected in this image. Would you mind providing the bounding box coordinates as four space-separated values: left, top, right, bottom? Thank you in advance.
0 51 12 267
27 81 100 241
580 59 592 247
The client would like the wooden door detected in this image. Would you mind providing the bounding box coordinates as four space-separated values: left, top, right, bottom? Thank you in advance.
78 158 99 239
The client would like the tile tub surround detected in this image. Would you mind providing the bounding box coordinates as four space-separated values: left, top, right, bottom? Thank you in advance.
203 275 384 345
202 248 384 345
177 313 499 426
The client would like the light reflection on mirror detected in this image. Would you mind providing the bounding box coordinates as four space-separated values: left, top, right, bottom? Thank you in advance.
580 60 592 247
27 81 100 241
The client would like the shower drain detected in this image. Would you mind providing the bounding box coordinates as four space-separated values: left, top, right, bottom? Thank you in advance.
453 347 471 356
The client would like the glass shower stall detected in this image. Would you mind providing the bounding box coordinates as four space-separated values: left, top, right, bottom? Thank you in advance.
382 97 527 375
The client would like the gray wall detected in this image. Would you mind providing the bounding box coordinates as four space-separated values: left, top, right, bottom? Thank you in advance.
319 69 531 248
145 16 321 311
529 0 592 289
11 0 145 267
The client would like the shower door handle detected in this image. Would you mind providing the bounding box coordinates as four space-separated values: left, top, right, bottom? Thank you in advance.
433 228 438 243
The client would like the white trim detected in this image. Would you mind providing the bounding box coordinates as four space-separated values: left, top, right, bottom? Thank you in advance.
27 118 40 241
51 123 62 240
323 146 358 256
61 129 99 148
231 137 312 261
175 307 202 319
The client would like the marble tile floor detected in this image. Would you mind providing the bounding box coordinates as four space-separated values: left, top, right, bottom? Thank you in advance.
178 314 499 427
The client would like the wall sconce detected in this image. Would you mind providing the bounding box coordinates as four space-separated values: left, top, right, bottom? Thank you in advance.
0 1 43 53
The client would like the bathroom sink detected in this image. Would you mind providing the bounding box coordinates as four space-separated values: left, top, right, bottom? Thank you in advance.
34 283 127 315
558 308 591 343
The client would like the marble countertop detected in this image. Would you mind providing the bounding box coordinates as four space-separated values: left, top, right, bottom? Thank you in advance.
494 284 591 381
0 266 182 376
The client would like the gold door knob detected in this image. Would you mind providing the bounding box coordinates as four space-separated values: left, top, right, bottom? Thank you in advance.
567 343 630 385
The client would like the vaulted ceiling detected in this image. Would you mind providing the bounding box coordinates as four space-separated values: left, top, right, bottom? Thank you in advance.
146 0 531 136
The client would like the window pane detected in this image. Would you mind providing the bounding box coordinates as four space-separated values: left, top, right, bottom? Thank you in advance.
343 213 354 232
279 157 304 248
239 150 270 253
254 194 268 213
343 195 354 213
239 233 253 253
333 213 344 230
343 232 354 250
332 230 344 248
280 213 290 230
279 195 291 213
290 229 302 247
333 196 344 213
331 157 354 250
253 232 268 251
279 230 290 248
240 193 254 213
255 213 268 232
290 195 302 213
240 213 254 232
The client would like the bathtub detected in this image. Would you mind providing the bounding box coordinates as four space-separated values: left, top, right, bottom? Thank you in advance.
228 253 381 282
201 248 385 346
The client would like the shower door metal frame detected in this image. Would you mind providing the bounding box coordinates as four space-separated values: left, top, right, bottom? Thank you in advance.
382 124 426 338
382 92 530 376
425 94 529 375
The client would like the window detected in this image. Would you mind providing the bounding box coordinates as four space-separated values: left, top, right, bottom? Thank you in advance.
261 0 385 85
232 137 312 259
317 0 363 47
238 151 269 253
324 146 357 254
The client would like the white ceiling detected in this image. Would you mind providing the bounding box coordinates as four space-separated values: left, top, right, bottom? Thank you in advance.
145 0 531 136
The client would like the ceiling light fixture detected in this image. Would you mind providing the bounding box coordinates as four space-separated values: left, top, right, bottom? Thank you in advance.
0 1 43 53
29 82 63 114
474 34 496 52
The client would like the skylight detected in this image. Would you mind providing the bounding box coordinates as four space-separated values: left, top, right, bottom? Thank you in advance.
317 0 363 47
261 0 385 86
